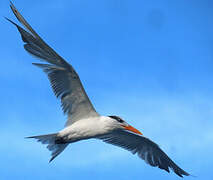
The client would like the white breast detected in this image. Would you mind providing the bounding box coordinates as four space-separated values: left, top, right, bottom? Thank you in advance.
58 116 116 142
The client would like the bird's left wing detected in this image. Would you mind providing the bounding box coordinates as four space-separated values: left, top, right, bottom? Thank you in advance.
98 130 189 177
7 2 99 125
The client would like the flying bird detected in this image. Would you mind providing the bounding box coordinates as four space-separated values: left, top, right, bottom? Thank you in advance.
7 2 190 177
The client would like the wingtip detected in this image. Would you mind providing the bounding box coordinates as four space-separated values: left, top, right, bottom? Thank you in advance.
25 136 37 139
10 1 16 10
25 137 32 139
184 171 196 178
4 16 19 27
176 170 191 178
10 1 15 13
49 157 55 163
10 0 14 5
32 63 46 68
5 16 13 23
32 62 41 66
4 16 10 21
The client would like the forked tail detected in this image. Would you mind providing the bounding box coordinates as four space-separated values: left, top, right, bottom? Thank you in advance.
27 133 68 162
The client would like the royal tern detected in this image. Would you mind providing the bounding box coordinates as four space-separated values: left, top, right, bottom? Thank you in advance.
7 2 190 177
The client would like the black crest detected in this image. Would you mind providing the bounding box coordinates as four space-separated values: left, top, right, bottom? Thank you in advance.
108 115 124 123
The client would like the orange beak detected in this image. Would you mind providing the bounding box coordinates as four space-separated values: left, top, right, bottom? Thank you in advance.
121 124 143 135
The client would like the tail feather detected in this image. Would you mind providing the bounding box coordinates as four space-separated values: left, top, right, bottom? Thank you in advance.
27 133 68 162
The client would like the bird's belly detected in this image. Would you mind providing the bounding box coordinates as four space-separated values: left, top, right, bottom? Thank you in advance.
58 118 111 143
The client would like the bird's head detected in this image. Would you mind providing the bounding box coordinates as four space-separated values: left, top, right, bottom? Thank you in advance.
108 115 143 135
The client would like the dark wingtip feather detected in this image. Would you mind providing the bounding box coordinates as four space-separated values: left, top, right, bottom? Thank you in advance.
25 136 36 139
9 1 14 9
10 1 14 6
9 1 18 18
32 62 48 67
4 16 17 26
10 1 19 17
171 167 190 178
49 156 56 163
49 157 54 163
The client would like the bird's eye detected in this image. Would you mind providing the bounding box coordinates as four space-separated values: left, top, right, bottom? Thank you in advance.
117 118 124 123
109 116 124 123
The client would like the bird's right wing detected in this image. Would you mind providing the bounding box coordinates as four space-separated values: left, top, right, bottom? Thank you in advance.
7 2 99 126
98 130 189 177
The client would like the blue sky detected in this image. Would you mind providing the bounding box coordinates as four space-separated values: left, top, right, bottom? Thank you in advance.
1 0 213 179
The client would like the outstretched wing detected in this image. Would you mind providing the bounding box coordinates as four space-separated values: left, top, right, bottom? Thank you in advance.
7 2 99 126
98 130 189 177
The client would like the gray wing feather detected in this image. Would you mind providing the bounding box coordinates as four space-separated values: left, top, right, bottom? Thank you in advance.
98 130 189 177
7 2 99 125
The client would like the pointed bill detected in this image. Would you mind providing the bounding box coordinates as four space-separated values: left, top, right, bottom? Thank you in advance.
122 125 143 135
